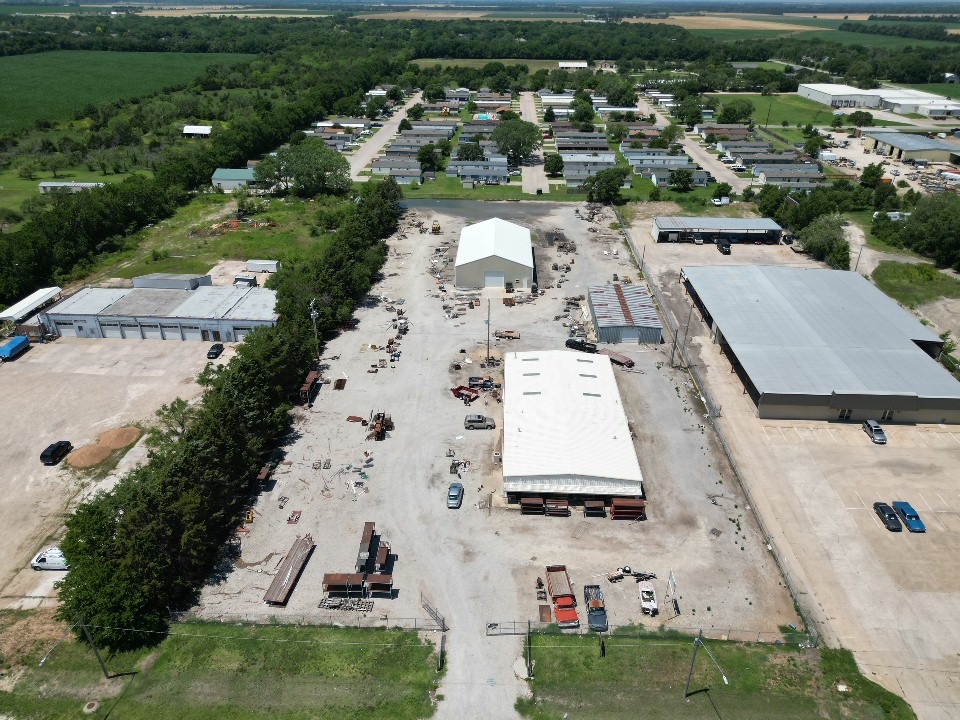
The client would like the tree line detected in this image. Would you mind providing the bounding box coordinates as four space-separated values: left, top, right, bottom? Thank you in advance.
838 21 960 43
56 177 404 651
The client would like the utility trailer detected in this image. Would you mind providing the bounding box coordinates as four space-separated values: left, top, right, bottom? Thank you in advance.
546 564 580 628
598 348 635 368
0 336 29 362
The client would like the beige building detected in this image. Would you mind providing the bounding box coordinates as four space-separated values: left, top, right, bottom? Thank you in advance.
454 218 534 290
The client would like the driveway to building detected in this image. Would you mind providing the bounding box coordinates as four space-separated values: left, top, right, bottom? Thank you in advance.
349 91 423 181
681 135 752 193
519 92 549 194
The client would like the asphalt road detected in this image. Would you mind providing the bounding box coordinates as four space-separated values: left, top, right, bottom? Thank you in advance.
349 91 423 181
519 92 549 195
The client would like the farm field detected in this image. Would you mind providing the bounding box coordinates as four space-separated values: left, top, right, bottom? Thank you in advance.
709 93 836 127
622 14 822 31
0 611 439 720
902 83 960 98
791 28 958 48
0 50 253 136
520 632 915 720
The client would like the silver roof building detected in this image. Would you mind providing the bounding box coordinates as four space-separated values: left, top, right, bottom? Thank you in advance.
588 283 663 344
682 265 960 423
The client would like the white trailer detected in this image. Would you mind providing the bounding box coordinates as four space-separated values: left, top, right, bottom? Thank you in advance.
247 259 281 273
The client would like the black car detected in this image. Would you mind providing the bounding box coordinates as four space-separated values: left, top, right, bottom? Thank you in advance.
873 502 903 532
40 440 72 466
717 241 731 255
207 343 225 359
565 338 598 353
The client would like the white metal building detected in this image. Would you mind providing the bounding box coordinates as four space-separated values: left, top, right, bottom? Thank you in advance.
1 287 63 325
183 124 212 137
40 285 278 342
502 350 644 499
454 218 534 289
682 265 960 423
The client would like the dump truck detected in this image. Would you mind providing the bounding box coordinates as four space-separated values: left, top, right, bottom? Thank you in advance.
546 564 580 628
494 330 520 340
0 335 29 362
583 584 608 632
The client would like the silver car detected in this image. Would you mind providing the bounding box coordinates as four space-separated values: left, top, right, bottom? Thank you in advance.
863 420 887 444
464 414 495 429
447 482 464 509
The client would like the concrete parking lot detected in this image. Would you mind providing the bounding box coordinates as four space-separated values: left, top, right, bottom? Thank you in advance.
639 222 960 720
196 200 797 719
0 338 218 607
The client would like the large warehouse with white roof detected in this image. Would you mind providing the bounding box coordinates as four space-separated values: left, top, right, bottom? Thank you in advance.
682 265 960 423
502 350 644 501
39 284 278 342
455 217 534 289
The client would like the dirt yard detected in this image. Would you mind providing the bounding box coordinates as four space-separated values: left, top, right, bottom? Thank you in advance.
0 338 221 609
194 200 797 720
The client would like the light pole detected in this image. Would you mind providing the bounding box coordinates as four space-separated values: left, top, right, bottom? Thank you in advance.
684 630 729 698
309 299 320 362
854 245 865 272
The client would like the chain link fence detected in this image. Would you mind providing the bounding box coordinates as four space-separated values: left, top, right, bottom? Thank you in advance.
169 610 444 632
613 207 820 645
487 620 816 646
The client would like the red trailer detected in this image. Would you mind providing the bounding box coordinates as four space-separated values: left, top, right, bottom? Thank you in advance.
545 564 580 628
450 385 480 402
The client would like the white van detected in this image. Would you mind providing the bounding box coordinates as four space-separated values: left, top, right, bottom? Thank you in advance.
31 547 69 571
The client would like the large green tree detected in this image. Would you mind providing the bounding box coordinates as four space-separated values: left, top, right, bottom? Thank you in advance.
491 119 542 161
544 153 564 176
899 193 960 270
582 166 631 204
669 168 694 192
255 140 351 198
799 214 850 269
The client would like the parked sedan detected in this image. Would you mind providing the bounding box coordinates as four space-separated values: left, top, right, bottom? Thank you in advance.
892 501 926 533
447 482 464 509
873 502 903 532
207 343 225 359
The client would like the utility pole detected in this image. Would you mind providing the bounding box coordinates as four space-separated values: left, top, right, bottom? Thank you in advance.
76 614 110 680
486 299 491 362
670 305 693 367
854 245 865 272
684 630 729 697
309 298 320 362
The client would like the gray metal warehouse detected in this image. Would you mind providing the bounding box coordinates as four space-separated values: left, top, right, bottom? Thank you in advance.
588 283 663 344
682 265 960 423
39 284 278 342
651 216 783 245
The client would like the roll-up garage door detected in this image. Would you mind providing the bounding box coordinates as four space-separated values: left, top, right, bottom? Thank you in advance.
181 325 202 341
141 323 162 340
121 322 140 339
234 327 252 341
161 325 181 340
100 322 123 339
483 270 505 288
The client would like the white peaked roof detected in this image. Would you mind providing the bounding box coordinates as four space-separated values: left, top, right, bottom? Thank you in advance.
455 218 533 269
183 124 212 134
502 351 644 496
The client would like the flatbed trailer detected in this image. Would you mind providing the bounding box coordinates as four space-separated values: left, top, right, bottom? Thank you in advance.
598 348 635 368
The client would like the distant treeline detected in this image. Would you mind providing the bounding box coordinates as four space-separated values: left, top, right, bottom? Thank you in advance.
839 21 960 43
868 14 960 23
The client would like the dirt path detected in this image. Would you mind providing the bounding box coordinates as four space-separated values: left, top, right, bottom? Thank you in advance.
349 92 423 181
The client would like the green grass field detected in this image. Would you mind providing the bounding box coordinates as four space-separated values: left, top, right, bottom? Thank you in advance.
688 28 793 41
482 10 584 19
872 260 960 308
411 58 570 71
0 166 148 216
710 93 836 127
520 631 915 720
0 614 439 720
0 50 253 136
901 83 960 99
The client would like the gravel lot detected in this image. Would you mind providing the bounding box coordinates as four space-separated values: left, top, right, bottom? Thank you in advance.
637 219 960 720
196 200 797 718
0 338 220 608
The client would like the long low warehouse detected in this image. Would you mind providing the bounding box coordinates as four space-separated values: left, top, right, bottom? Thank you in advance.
682 265 960 423
39 284 278 342
651 216 783 244
502 350 644 502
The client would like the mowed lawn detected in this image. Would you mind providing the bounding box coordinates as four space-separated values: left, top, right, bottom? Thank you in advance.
519 632 915 720
710 93 837 127
0 618 440 720
0 50 253 135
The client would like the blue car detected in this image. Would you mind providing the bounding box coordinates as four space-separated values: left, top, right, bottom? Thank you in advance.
892 501 926 533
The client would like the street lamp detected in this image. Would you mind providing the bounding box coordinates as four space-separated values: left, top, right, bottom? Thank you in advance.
309 298 320 361
684 630 729 697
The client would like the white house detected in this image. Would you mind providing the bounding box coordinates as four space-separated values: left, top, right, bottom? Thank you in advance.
454 218 534 289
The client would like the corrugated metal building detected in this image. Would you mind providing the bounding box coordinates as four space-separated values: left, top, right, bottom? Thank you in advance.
588 283 663 344
502 351 644 501
40 285 278 342
682 265 960 423
455 218 534 289
651 216 782 244
133 273 212 290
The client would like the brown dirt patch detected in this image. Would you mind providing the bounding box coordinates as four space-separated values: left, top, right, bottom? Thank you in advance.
67 444 112 468
67 425 140 468
98 426 141 451
0 608 67 669
624 14 824 31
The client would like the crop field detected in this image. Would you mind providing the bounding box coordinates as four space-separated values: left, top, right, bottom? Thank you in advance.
709 93 836 127
0 50 253 136
519 632 915 720
0 612 439 720
687 28 795 41
903 83 960 98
